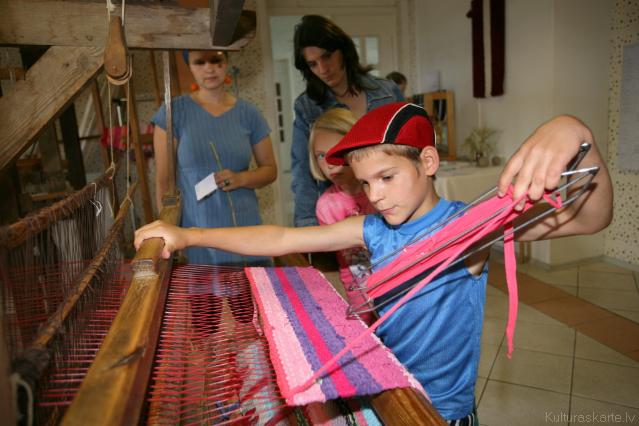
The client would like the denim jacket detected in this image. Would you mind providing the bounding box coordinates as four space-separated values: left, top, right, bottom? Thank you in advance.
291 75 404 227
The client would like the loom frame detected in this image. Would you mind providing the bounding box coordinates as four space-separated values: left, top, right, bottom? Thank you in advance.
61 234 445 425
61 199 181 425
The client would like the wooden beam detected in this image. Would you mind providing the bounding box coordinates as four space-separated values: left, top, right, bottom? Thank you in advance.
0 280 15 425
0 46 104 174
373 388 447 425
0 68 25 80
127 83 154 224
0 1 255 50
211 0 245 46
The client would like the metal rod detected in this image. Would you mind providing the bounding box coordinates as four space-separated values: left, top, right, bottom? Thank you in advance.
349 164 599 315
162 51 176 198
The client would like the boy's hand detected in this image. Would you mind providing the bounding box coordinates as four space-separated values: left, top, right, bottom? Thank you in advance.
498 115 592 209
134 220 188 259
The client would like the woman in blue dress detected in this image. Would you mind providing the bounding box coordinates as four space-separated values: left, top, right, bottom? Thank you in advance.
152 50 277 336
151 50 277 267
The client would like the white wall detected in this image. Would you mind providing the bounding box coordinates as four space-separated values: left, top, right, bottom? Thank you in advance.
414 0 613 265
603 0 639 266
546 0 613 265
553 0 611 159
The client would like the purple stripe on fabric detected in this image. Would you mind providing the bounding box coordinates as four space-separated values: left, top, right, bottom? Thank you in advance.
294 268 419 394
265 268 339 399
282 268 382 396
247 267 323 402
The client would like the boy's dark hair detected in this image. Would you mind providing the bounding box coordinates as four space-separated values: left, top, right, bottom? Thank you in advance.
386 71 407 86
346 144 422 166
294 15 373 104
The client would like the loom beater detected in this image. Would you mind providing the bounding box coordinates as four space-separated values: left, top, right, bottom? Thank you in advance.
349 142 597 315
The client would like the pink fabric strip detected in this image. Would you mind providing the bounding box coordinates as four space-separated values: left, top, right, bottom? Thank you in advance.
292 187 563 394
367 191 525 298
503 223 517 358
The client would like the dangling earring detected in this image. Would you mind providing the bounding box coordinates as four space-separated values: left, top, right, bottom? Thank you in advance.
190 83 199 92
224 74 232 85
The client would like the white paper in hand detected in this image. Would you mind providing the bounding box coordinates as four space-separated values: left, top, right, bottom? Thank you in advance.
195 172 218 201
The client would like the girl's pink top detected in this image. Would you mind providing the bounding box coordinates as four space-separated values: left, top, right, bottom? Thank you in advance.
316 185 377 324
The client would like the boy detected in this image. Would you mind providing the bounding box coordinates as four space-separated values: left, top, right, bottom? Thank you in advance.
135 103 612 423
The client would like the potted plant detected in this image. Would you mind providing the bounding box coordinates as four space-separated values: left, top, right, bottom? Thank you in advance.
462 126 497 167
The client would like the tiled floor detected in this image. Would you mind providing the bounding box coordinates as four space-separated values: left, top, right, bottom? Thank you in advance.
320 256 639 425
477 258 639 426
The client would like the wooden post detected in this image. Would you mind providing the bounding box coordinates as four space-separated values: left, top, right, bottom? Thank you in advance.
59 105 87 190
210 0 245 46
90 79 119 216
0 277 16 425
90 81 112 169
127 83 154 224
148 51 162 108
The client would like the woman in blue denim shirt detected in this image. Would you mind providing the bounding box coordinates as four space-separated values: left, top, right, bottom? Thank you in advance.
291 15 404 227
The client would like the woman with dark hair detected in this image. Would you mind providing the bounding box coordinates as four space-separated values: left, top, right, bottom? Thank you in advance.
291 15 404 227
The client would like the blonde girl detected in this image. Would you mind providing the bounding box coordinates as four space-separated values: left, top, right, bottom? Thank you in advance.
309 108 376 324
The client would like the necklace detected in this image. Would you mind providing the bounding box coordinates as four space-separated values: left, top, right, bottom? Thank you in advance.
333 86 350 98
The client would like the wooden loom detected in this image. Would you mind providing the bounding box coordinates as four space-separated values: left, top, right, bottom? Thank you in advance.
1 193 445 425
0 2 446 424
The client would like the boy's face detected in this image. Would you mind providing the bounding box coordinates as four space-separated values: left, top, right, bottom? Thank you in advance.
351 148 439 225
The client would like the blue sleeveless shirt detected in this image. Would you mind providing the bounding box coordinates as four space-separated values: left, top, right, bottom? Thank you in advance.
363 198 487 420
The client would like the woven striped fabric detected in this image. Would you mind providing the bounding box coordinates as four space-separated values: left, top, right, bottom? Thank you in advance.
245 266 426 406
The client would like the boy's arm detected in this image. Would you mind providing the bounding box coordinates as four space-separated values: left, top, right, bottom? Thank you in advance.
497 115 613 241
134 216 366 259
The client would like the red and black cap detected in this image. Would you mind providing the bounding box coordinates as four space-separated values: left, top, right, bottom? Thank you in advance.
325 102 435 165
